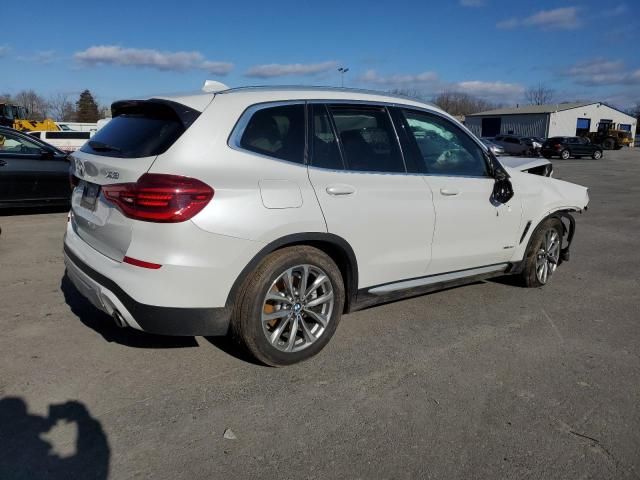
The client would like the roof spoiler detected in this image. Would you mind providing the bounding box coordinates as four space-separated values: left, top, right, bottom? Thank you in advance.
202 80 230 93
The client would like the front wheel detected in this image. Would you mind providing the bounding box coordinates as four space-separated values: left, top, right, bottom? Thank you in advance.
592 150 603 160
520 218 563 288
231 246 345 366
560 149 571 160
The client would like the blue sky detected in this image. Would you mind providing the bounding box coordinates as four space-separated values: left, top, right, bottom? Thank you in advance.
1 0 638 109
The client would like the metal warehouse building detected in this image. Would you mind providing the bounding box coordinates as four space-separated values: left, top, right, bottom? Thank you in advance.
465 102 637 141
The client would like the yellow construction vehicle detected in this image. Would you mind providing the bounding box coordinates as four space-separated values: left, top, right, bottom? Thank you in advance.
0 103 60 131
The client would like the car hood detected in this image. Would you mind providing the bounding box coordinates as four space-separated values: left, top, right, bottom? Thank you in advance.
506 166 589 212
499 156 550 172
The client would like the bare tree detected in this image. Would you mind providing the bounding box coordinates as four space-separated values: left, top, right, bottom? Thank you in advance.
13 90 49 120
48 93 76 121
432 91 498 116
524 84 554 105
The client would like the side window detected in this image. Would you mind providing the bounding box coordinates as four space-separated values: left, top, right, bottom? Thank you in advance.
310 104 343 170
0 131 43 155
401 109 488 177
239 104 305 163
328 105 405 173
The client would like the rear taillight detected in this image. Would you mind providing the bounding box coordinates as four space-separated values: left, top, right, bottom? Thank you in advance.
554 144 562 150
102 173 214 223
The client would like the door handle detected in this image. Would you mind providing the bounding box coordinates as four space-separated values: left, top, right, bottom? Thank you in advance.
326 184 356 196
0 160 7 167
440 188 460 196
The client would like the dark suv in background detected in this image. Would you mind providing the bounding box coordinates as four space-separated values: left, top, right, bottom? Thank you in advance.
542 137 603 160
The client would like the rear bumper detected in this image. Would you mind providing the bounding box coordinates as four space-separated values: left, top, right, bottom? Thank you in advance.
64 245 231 336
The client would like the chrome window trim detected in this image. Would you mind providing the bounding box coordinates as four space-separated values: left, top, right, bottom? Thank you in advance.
228 98 493 178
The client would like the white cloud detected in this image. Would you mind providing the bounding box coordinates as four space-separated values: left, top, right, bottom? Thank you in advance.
359 69 440 87
245 61 338 78
563 58 640 86
453 80 525 98
0 45 10 57
459 0 485 6
74 45 233 74
358 70 524 102
497 7 582 30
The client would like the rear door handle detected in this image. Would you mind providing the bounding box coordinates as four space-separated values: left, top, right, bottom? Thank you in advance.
326 184 356 196
440 188 460 196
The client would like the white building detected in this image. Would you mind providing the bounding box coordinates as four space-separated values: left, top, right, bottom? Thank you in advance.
465 102 637 141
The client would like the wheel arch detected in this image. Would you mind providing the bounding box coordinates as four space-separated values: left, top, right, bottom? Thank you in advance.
510 208 578 273
225 233 359 313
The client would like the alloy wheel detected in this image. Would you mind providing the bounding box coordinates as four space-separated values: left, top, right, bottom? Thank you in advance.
535 229 560 284
261 264 334 353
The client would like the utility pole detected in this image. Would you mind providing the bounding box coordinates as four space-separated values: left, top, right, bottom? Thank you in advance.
338 67 349 88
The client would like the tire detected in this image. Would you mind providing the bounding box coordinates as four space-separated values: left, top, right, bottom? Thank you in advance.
592 150 602 160
520 218 563 288
231 246 345 366
560 149 571 160
602 138 615 150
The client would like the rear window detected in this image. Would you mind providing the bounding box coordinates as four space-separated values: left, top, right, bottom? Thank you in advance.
81 100 199 158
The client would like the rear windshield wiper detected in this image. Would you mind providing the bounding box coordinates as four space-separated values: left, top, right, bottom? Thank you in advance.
88 140 122 153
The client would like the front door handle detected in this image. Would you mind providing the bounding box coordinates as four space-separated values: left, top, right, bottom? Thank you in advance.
326 184 356 196
440 188 460 196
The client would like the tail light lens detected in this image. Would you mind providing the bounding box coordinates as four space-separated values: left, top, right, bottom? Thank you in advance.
102 173 214 222
554 144 562 150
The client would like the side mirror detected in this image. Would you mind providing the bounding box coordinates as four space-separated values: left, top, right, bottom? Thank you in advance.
492 177 514 204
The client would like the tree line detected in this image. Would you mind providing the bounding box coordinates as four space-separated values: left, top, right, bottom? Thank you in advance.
0 89 106 123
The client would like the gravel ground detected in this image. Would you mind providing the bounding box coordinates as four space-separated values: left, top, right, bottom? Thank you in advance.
1 148 639 479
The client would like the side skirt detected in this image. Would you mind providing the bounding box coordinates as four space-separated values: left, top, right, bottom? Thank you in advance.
351 264 512 311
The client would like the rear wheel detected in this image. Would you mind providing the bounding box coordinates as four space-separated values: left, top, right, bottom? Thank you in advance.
592 150 603 160
560 149 571 160
602 138 616 150
231 246 345 366
520 218 563 288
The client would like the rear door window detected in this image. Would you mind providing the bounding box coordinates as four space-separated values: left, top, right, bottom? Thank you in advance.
239 104 305 163
327 105 405 173
310 104 343 169
81 100 200 158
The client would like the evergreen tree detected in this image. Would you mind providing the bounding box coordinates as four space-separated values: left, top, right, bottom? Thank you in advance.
75 89 100 122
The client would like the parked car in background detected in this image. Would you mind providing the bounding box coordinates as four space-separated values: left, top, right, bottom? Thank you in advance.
0 126 71 208
542 137 603 160
28 130 93 153
481 138 505 156
493 135 536 156
64 85 589 366
56 122 98 133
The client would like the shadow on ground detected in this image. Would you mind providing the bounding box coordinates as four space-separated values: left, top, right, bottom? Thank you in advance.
60 274 198 349
0 396 109 480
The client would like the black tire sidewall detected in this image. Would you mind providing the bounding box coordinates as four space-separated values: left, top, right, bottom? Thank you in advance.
521 218 563 288
235 246 345 366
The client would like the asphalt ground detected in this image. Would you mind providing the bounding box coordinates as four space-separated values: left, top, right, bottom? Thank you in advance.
1 148 639 479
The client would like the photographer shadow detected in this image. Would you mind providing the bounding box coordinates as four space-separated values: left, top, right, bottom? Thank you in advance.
0 397 109 480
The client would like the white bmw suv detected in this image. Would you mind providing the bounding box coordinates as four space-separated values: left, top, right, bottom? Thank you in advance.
64 84 589 366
